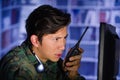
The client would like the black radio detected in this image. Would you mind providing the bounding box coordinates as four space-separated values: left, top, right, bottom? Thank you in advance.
64 27 89 66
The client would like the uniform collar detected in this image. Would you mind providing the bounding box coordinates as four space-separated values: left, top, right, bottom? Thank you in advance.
43 60 58 73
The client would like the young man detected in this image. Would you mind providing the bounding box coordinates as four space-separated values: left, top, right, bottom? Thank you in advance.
0 5 85 80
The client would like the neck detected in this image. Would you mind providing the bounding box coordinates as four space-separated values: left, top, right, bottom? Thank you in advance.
32 46 47 63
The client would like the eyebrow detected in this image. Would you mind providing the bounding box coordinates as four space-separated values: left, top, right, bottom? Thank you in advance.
64 34 68 38
55 34 68 39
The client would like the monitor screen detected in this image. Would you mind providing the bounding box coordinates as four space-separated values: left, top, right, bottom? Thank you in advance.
97 22 120 80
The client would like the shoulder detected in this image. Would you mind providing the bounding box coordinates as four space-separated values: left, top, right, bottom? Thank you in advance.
0 46 26 65
0 45 38 80
0 41 34 65
0 44 35 70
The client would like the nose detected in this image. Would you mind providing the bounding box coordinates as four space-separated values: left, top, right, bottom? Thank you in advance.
59 39 66 50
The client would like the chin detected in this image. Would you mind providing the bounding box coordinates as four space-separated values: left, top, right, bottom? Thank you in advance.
51 58 59 62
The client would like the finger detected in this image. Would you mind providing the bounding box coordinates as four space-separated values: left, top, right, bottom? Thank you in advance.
69 61 80 67
69 55 82 61
78 48 84 53
65 65 79 71
66 60 80 67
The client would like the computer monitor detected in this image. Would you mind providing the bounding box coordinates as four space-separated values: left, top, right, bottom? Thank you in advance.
97 22 120 80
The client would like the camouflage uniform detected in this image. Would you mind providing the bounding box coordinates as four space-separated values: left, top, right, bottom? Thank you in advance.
0 41 85 80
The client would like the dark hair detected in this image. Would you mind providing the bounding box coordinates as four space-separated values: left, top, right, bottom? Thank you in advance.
25 5 71 46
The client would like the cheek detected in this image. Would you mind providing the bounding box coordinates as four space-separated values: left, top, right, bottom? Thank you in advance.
42 41 57 54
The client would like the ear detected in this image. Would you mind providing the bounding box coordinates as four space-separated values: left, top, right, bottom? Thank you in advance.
30 35 40 47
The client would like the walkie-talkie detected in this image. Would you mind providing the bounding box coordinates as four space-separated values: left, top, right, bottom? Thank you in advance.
64 27 89 66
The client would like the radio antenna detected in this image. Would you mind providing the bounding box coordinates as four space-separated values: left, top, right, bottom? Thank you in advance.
76 27 89 47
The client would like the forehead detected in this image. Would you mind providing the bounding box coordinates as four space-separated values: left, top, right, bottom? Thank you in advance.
44 27 68 38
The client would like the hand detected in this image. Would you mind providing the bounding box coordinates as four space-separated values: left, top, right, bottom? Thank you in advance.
64 48 84 80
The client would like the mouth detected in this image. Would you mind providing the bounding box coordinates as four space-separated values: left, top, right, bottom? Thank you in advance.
55 54 62 58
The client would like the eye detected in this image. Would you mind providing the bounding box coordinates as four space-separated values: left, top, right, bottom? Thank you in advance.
55 37 60 41
52 37 60 41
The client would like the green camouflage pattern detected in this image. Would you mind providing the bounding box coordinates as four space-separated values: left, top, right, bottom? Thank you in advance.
0 41 84 80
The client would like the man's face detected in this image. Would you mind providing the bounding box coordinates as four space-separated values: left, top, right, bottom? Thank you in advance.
37 27 68 62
